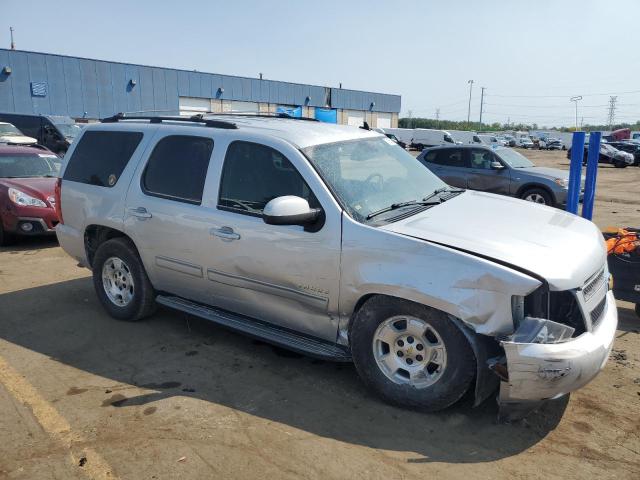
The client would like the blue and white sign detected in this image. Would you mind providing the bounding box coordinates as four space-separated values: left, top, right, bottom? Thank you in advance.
31 82 48 97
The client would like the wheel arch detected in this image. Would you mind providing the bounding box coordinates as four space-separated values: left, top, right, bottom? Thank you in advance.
515 183 557 205
84 224 136 268
347 293 500 407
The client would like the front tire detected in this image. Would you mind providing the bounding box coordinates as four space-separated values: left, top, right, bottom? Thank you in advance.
521 188 553 206
0 223 15 247
350 296 476 411
92 237 156 321
613 160 627 168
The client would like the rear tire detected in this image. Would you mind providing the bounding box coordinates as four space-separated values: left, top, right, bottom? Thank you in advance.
521 188 553 206
350 296 476 411
92 237 156 321
635 303 640 318
613 160 627 168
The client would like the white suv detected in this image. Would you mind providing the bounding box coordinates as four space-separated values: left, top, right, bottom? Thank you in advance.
55 114 617 419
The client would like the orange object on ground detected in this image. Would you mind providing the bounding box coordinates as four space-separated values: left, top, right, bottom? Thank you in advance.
605 228 639 255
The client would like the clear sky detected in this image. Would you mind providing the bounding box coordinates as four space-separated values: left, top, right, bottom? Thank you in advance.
3 0 640 127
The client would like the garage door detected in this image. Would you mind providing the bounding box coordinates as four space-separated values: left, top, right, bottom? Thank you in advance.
224 101 259 113
377 113 392 129
179 97 211 116
346 110 365 127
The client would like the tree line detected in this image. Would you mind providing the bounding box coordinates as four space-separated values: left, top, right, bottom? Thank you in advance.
399 117 640 132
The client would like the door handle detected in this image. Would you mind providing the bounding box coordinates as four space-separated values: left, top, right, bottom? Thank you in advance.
210 226 241 241
128 207 152 219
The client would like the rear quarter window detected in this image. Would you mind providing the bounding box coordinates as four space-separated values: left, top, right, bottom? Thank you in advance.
63 131 143 187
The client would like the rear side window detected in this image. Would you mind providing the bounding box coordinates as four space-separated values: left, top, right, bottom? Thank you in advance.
64 131 143 187
142 135 213 205
428 149 466 167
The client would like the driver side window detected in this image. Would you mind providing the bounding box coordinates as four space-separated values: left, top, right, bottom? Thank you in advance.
469 149 495 170
218 141 318 217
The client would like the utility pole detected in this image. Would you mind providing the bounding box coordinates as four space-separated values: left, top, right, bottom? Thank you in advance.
479 87 485 126
467 80 474 125
10 27 15 50
607 96 617 130
408 109 413 129
435 108 440 129
570 96 582 131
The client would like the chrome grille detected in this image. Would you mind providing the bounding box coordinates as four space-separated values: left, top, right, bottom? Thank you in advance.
583 268 606 303
590 296 607 330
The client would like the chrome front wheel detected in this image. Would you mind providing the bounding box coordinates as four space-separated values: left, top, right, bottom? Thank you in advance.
372 315 447 389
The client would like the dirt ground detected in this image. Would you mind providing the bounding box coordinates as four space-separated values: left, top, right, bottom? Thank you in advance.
0 149 638 479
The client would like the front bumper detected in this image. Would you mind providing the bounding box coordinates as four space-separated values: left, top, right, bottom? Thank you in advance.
498 290 617 414
2 208 59 236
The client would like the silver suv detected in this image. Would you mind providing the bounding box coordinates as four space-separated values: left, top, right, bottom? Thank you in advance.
56 114 617 418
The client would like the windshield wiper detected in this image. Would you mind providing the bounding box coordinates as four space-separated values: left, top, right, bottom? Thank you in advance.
422 186 465 203
366 199 441 220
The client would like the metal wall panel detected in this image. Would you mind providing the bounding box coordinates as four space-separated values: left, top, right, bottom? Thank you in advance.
95 61 114 117
79 59 99 118
45 55 67 116
0 49 400 119
125 64 141 114
27 53 51 114
62 57 83 117
138 66 155 113
0 50 15 112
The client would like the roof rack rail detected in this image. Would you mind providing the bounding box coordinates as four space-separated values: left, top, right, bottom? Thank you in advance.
100 112 238 130
207 112 319 122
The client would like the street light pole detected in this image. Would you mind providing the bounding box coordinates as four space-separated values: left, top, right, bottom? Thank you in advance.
479 86 485 125
467 80 474 125
570 96 582 131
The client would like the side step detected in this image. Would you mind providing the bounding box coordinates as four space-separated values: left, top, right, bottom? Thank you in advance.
156 295 352 362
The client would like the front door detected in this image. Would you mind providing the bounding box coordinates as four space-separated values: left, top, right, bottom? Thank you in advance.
204 139 341 341
124 133 216 304
465 148 511 194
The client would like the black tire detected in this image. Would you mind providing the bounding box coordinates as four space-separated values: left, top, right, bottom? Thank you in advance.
613 160 627 168
350 296 476 411
92 237 156 321
520 187 553 206
635 303 640 318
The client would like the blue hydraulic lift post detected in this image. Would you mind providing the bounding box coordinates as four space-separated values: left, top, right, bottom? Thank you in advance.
566 131 586 215
582 131 601 220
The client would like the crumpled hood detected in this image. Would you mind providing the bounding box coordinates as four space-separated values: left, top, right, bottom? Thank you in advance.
0 135 37 144
381 190 606 291
514 166 568 180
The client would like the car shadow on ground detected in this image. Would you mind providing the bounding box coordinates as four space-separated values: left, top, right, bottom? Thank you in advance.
0 236 58 253
0 277 570 464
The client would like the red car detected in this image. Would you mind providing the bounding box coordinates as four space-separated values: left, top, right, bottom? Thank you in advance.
0 144 61 245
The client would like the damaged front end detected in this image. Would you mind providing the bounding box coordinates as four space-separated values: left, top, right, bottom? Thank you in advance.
492 278 618 421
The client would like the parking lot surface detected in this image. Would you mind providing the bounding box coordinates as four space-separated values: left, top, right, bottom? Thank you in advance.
0 150 639 479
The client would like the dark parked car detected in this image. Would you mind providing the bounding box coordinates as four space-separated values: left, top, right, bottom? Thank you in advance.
0 144 61 245
418 145 578 207
0 113 83 156
567 142 634 168
606 141 640 166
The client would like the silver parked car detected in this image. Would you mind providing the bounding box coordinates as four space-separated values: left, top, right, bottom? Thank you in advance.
418 145 579 207
55 114 617 418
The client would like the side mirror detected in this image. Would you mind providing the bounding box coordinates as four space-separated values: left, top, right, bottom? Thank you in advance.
263 196 321 226
491 161 505 170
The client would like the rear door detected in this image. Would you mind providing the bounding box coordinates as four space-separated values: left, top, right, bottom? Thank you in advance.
123 131 216 303
420 148 468 188
465 148 511 194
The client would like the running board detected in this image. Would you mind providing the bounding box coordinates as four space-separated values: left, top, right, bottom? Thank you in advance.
156 295 351 362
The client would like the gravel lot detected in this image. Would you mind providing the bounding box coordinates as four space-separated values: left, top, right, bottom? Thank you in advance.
0 149 638 479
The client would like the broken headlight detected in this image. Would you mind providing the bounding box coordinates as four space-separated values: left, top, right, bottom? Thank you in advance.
509 317 575 344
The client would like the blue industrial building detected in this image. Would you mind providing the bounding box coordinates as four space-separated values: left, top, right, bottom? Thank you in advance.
0 48 401 128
